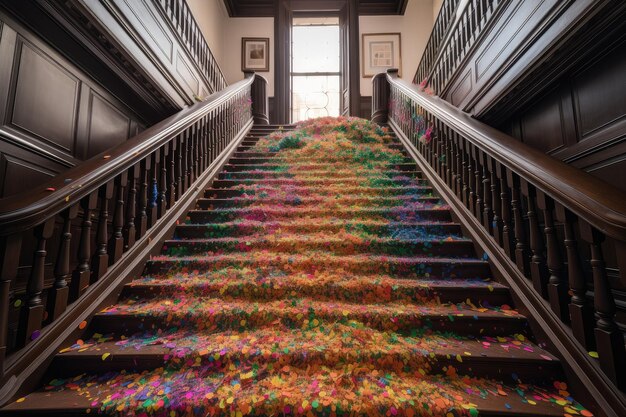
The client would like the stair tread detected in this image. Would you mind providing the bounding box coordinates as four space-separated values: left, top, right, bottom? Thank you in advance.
2 372 576 417
2 119 591 417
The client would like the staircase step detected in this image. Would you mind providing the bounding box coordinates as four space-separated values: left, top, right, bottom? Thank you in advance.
217 169 422 179
161 236 476 257
92 299 528 336
1 371 576 417
187 206 452 223
237 143 405 152
122 271 509 304
226 157 414 165
223 162 418 172
145 253 491 278
210 178 429 188
203 185 434 198
51 327 558 380
174 221 464 239
196 195 441 208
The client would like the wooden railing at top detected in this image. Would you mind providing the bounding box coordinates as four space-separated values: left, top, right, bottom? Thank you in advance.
0 74 266 382
413 0 460 85
413 0 503 95
374 69 626 391
156 0 227 93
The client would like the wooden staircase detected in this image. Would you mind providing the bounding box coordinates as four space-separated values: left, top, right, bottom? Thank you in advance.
1 122 592 416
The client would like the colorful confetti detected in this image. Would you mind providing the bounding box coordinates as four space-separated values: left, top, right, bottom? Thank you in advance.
32 117 590 417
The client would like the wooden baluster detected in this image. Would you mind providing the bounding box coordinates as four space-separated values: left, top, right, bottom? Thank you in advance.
466 142 476 214
125 164 139 250
17 219 54 347
555 206 594 348
48 206 78 322
159 145 168 217
148 151 159 228
70 192 98 300
92 182 113 282
109 173 127 263
0 234 22 369
454 133 462 199
489 157 502 245
508 171 529 274
497 163 513 256
199 118 207 172
136 157 150 239
444 127 453 188
181 131 189 192
537 192 568 321
480 152 492 233
461 139 469 206
168 140 178 207
522 181 548 298
473 147 483 224
187 127 195 186
579 223 626 389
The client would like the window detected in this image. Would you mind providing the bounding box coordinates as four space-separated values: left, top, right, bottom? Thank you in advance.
291 16 341 122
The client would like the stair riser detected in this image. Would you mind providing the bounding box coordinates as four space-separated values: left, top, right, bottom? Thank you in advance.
203 188 434 199
174 223 464 239
217 170 422 180
196 196 440 209
144 259 491 279
227 157 414 165
50 349 557 382
161 240 476 258
121 283 510 305
92 313 528 338
222 163 418 173
210 179 429 188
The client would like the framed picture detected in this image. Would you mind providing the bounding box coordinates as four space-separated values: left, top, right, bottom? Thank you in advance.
241 38 270 72
361 33 402 77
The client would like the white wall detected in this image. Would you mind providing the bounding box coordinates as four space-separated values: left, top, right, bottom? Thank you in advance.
432 0 444 22
221 17 275 97
189 0 439 100
186 0 226 65
359 0 435 96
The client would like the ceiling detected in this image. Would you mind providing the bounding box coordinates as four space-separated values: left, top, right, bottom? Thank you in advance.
223 0 409 17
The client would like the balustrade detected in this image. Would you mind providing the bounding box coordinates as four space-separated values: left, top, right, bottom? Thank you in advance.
377 69 626 390
0 74 264 389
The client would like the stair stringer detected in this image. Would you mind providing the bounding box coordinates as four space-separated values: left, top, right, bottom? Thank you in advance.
0 120 253 407
388 118 626 417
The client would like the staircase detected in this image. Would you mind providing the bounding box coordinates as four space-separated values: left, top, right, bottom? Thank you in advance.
2 120 592 416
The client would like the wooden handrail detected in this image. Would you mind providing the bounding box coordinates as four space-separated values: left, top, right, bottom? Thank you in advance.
0 76 253 235
389 72 626 240
0 74 262 384
377 68 626 393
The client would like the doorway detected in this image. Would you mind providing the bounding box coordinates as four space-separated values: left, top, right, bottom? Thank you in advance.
290 16 342 122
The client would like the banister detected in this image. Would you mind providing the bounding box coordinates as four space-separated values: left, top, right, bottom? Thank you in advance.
387 71 626 241
379 67 626 397
0 75 254 235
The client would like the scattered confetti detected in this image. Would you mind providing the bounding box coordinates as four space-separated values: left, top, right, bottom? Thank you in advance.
28 117 591 417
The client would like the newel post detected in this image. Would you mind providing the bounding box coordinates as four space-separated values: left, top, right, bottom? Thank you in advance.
371 69 396 123
245 71 269 125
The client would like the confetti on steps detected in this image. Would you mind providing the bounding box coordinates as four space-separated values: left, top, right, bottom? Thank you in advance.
2 118 591 417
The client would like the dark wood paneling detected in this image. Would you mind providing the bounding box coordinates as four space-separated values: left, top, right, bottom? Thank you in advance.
0 13 145 197
360 95 372 119
503 37 626 192
9 38 79 153
86 92 131 158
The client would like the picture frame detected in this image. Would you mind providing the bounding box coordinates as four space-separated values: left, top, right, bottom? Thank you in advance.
361 33 402 78
241 37 270 72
